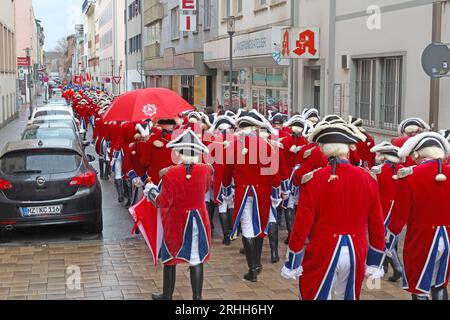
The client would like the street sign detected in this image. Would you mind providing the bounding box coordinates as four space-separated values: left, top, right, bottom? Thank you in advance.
281 27 320 59
180 0 196 10
17 57 30 67
180 14 197 32
112 76 122 85
422 42 450 78
18 68 25 80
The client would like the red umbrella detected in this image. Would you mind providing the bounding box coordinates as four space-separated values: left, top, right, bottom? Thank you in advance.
102 88 194 123
129 197 164 265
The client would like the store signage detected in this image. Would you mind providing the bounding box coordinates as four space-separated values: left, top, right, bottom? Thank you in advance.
17 57 31 67
180 0 196 10
281 27 320 59
180 14 197 32
180 0 197 32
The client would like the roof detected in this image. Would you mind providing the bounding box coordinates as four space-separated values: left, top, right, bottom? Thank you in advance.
0 139 83 158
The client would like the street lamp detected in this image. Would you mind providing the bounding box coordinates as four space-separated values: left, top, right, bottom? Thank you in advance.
227 16 235 110
25 48 33 119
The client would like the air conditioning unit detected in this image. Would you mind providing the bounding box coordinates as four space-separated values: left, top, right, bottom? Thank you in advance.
342 55 351 70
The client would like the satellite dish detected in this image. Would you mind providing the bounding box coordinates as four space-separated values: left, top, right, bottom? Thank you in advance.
422 42 450 78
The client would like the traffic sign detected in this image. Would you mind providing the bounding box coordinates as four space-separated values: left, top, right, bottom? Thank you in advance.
422 42 450 78
112 76 122 85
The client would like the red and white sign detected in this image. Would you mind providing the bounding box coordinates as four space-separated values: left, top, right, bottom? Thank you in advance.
73 75 83 85
180 0 196 10
17 57 31 67
112 76 122 85
180 14 197 32
281 27 320 59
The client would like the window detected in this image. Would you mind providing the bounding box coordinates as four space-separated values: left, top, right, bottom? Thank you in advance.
235 0 243 15
355 59 376 127
204 0 211 30
381 57 403 131
171 7 180 40
145 23 161 46
354 56 403 131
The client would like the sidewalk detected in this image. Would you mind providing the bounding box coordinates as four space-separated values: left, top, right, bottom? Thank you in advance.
0 235 411 300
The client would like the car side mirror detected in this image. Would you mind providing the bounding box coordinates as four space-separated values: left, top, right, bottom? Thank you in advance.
86 154 96 162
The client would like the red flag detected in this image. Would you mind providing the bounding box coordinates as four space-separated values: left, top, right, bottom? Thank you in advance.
128 197 164 265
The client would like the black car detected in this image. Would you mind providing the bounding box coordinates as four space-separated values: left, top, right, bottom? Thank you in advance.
0 139 102 233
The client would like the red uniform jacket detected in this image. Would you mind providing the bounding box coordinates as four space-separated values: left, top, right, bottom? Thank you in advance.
289 163 385 300
292 144 328 187
392 136 416 167
387 161 450 295
222 133 281 239
156 164 213 266
373 162 403 224
139 129 175 185
281 134 308 174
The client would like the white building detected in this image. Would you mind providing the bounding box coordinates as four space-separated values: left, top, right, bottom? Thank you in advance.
96 0 125 94
295 0 450 139
204 0 291 114
0 0 17 127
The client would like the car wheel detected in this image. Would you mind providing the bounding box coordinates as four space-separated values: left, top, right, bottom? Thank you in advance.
86 212 103 234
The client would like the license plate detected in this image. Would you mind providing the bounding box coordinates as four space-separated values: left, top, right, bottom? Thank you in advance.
22 205 62 217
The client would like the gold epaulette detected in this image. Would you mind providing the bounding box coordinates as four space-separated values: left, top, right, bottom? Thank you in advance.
304 147 315 159
301 169 320 185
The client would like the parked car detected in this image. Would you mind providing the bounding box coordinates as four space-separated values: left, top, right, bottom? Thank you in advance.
30 115 84 136
30 106 74 122
0 139 102 233
45 98 68 107
51 88 63 98
22 124 78 141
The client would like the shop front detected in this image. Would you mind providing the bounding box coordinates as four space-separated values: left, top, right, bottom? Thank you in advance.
204 27 290 116
144 48 215 111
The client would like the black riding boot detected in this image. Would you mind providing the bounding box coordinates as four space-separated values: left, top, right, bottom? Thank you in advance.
98 159 105 180
114 179 124 203
207 202 215 236
268 223 280 263
284 208 294 245
152 266 176 300
276 206 283 227
431 286 449 300
255 237 264 275
190 264 204 301
104 162 110 181
412 294 429 300
242 237 258 282
383 256 389 274
219 211 231 246
387 249 403 282
123 179 132 207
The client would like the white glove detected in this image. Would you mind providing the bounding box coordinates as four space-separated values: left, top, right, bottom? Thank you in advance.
132 177 144 188
144 183 157 199
282 191 291 200
281 265 303 280
365 265 385 279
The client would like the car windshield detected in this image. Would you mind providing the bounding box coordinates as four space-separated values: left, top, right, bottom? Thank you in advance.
0 150 82 175
32 120 76 129
22 128 76 140
34 110 71 118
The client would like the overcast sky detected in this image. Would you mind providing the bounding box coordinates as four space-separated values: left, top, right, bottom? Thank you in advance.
33 0 84 51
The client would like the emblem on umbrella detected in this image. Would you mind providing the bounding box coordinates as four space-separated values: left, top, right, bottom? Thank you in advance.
142 104 158 117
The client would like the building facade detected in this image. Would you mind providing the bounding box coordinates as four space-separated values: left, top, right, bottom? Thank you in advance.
143 0 219 110
125 0 144 91
204 0 291 114
295 0 450 139
0 0 17 126
15 0 38 105
95 0 125 94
